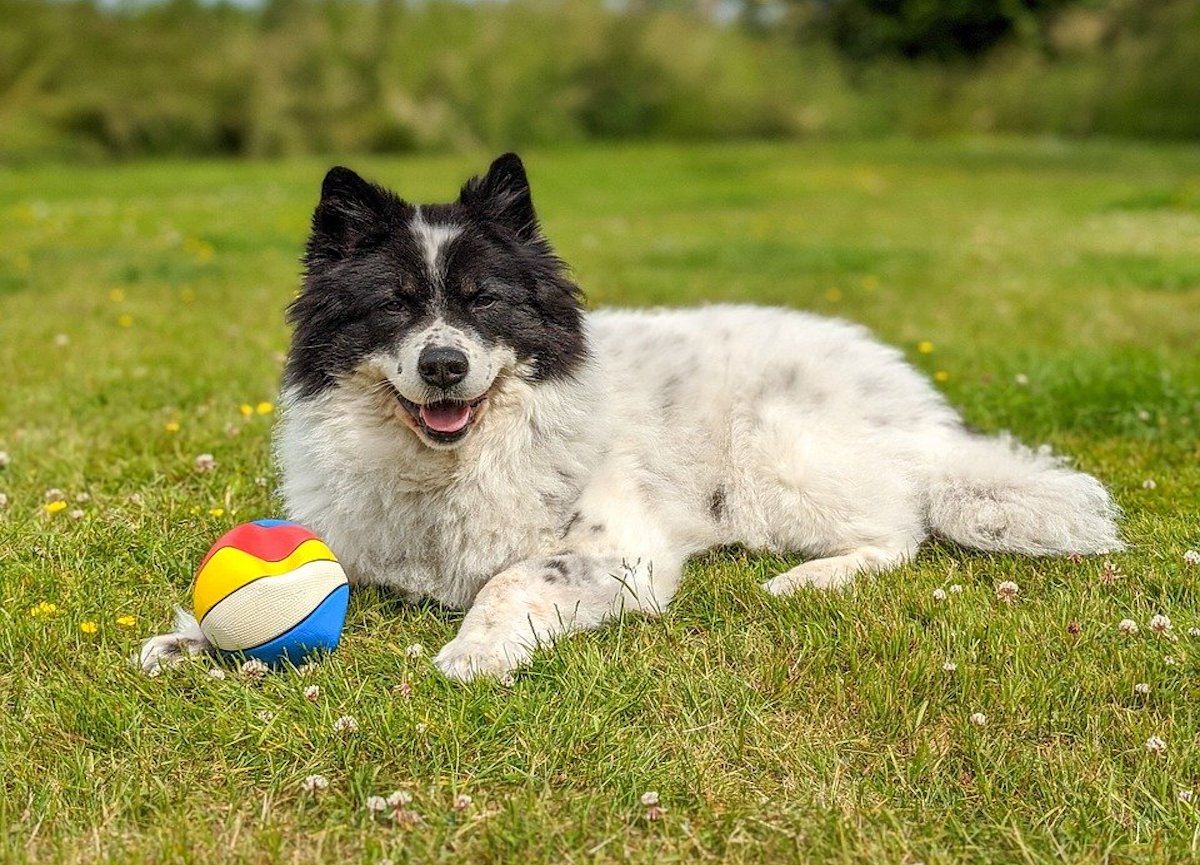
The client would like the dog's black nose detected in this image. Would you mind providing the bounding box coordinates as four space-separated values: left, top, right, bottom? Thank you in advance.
417 346 469 388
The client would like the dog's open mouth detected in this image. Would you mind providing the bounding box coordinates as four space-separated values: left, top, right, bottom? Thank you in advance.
395 393 488 443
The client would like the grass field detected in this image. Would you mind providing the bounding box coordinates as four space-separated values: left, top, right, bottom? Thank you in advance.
2 139 1199 864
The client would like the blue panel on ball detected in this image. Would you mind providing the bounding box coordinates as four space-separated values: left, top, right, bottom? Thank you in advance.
252 518 300 528
229 583 350 666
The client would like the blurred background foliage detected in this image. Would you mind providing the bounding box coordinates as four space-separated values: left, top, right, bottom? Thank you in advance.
0 0 1197 164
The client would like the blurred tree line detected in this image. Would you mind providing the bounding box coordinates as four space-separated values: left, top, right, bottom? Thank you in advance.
0 0 1196 163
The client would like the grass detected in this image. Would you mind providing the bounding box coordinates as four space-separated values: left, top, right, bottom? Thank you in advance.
1 138 1199 864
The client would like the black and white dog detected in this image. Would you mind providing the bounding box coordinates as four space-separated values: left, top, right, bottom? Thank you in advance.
140 154 1123 681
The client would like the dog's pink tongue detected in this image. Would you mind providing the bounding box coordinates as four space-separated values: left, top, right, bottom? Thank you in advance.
420 403 471 434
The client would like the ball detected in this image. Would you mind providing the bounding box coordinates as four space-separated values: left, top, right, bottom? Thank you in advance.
193 519 349 665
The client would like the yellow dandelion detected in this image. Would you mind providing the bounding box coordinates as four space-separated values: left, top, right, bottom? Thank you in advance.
934 370 950 383
184 237 215 263
824 288 843 303
109 288 126 303
239 404 254 417
118 314 133 328
165 421 181 433
862 274 880 291
189 505 201 515
116 615 136 628
80 621 98 634
30 601 59 617
209 507 225 518
917 340 934 354
45 500 68 514
255 401 274 415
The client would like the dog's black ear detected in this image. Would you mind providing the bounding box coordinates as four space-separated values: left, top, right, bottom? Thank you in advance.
307 166 390 262
459 153 540 242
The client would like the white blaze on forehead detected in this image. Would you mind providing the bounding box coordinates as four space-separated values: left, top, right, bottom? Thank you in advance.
411 206 462 284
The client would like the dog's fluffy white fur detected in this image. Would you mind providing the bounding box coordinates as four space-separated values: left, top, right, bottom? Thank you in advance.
142 304 1123 679
137 160 1123 681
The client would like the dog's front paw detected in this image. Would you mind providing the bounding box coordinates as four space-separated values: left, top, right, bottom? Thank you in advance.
433 635 531 683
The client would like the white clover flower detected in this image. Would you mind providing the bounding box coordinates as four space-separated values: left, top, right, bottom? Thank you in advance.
301 774 329 793
256 710 274 723
208 667 226 680
333 715 358 734
392 808 422 828
304 685 320 702
1118 619 1139 636
365 795 388 813
1184 550 1200 567
0 451 10 468
948 584 963 594
75 492 90 503
297 662 319 678
453 793 473 811
44 488 65 503
0 493 7 508
1150 614 1172 634
1165 655 1177 666
1142 478 1157 490
241 658 268 680
1100 560 1121 585
1179 790 1194 803
405 643 424 659
1146 735 1167 754
54 333 70 347
1014 373 1029 386
1188 627 1200 638
640 791 660 807
1134 682 1150 696
193 453 217 473
942 661 957 673
386 790 412 807
995 580 1019 602
931 588 947 602
969 712 988 727
69 509 84 520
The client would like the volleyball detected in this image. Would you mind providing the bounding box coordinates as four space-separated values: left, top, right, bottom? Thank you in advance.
193 519 349 664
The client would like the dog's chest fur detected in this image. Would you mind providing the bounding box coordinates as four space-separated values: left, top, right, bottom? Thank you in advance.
277 372 603 609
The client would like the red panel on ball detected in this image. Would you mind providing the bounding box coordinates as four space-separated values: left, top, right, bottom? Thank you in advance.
197 521 319 570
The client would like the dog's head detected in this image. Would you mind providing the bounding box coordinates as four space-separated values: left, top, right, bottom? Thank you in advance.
285 154 587 449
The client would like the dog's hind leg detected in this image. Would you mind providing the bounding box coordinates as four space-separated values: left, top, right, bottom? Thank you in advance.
762 543 912 595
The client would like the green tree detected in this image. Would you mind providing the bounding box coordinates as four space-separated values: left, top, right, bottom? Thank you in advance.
817 0 1072 60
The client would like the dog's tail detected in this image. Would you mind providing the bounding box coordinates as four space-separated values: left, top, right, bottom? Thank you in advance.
925 431 1124 555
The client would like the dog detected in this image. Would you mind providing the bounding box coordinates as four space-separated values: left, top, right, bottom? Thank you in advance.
138 153 1124 681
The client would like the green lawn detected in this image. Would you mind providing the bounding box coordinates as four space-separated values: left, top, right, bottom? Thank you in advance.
2 139 1199 864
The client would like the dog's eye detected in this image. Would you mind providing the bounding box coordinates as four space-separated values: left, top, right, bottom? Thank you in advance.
381 296 410 316
471 293 499 311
